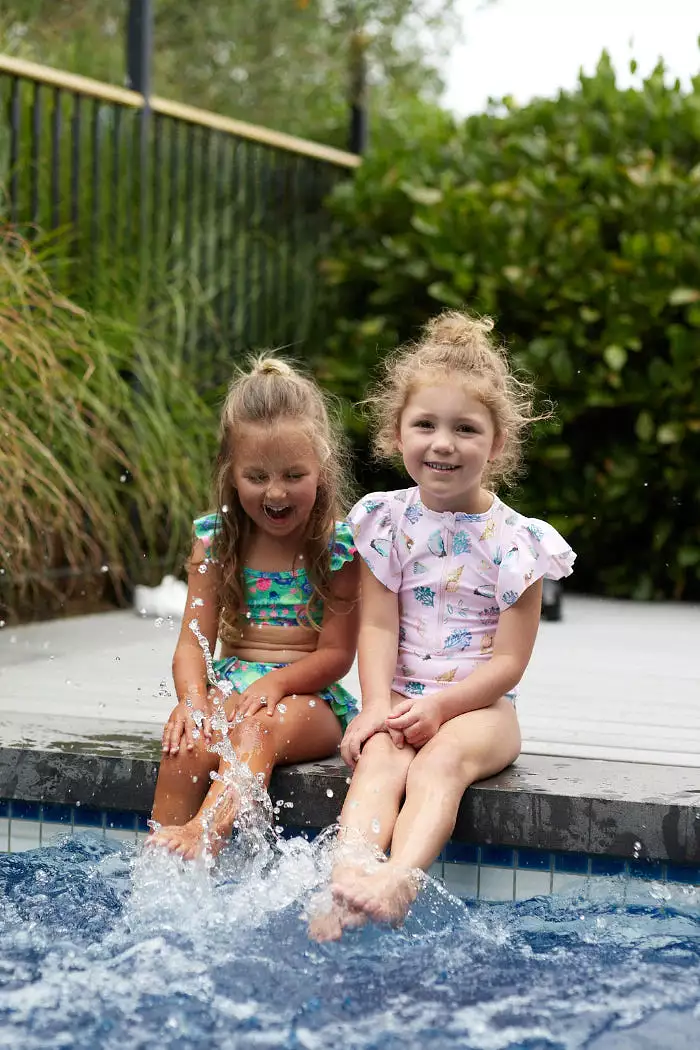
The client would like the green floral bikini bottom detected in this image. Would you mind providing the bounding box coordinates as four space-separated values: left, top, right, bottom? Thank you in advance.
212 656 358 730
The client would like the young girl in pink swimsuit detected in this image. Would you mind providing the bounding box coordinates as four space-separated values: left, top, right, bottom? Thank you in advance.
321 310 575 934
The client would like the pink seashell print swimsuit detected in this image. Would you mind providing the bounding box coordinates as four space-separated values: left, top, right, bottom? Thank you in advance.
347 488 576 703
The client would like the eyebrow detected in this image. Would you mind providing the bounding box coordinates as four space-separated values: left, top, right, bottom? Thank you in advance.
408 409 483 425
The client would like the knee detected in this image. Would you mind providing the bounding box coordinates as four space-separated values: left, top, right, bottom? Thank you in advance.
406 742 474 795
159 735 215 777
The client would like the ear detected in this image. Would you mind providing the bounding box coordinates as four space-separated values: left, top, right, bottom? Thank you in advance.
489 428 507 462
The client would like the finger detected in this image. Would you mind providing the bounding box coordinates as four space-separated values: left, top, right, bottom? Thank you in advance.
386 710 420 731
203 716 212 741
183 716 194 752
387 727 404 749
168 718 183 753
265 697 279 718
386 700 413 721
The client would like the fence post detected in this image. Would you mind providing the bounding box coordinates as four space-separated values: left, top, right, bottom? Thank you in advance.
348 26 368 154
125 0 153 101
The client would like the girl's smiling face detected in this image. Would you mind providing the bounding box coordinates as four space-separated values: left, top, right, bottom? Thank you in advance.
398 379 505 514
231 419 321 538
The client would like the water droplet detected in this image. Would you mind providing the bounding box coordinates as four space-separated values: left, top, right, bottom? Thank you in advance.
0 621 5 628
100 564 109 573
192 775 199 784
245 610 251 619
198 563 207 574
277 703 287 714
284 801 293 808
154 617 164 627
191 598 204 608
139 608 147 617
371 818 381 834
98 703 105 710
326 788 334 798
65 679 71 685
222 504 229 513
115 656 121 662
119 473 127 483
345 777 351 784
308 699 316 707
75 800 81 807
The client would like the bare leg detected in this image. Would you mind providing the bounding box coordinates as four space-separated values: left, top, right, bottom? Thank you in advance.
309 730 415 941
150 695 342 859
151 737 220 827
335 697 521 924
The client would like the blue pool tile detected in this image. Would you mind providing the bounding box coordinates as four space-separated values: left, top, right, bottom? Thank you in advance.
136 814 151 833
42 803 73 825
0 801 8 818
628 859 664 881
445 842 479 865
73 806 104 828
666 864 700 885
516 848 551 871
10 801 41 821
303 828 321 841
480 845 515 868
590 855 627 877
105 811 138 831
553 852 589 875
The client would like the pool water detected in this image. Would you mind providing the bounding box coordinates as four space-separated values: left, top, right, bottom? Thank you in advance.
1 834 699 1049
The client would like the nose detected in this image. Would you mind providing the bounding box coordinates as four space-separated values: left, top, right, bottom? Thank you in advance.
266 477 287 502
431 428 455 454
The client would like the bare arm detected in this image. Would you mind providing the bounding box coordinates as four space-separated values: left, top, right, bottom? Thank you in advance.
340 560 403 767
162 538 222 752
356 559 399 712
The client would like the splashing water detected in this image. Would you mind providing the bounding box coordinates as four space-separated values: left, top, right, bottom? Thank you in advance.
158 618 277 862
0 833 699 1049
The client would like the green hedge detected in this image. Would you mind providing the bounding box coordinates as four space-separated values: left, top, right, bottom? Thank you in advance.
316 61 700 600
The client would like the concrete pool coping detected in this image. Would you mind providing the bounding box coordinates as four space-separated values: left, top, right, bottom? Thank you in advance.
1 711 698 865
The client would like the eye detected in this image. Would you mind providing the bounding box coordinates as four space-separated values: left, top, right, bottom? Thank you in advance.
286 472 306 481
457 424 477 434
246 473 267 484
414 420 434 430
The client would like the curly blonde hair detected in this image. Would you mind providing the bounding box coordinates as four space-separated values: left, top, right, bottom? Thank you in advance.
368 311 548 488
207 355 352 632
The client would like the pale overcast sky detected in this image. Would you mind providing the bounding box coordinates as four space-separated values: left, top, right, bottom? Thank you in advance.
443 0 700 115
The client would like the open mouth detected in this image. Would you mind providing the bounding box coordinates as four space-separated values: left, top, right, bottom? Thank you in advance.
424 462 458 473
263 504 294 521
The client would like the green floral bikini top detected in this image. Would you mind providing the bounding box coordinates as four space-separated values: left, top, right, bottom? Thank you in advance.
193 514 355 632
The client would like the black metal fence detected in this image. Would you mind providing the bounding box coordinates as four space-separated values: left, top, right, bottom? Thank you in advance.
0 54 360 390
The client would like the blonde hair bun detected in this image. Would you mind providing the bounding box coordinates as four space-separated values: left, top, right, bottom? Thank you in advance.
252 356 295 377
424 310 495 345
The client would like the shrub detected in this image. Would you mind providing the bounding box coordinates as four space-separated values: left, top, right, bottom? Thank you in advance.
316 61 700 600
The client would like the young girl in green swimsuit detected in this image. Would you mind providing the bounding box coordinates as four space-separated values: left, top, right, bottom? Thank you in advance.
149 357 358 859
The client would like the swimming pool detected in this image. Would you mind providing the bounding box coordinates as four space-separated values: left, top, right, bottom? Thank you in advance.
1 833 698 1049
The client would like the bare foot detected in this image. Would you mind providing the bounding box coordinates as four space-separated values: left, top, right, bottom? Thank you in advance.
147 819 226 860
332 863 422 925
307 898 368 942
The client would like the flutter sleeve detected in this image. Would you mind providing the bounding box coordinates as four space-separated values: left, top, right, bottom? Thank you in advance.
193 512 221 554
497 517 576 610
346 493 402 592
330 520 356 571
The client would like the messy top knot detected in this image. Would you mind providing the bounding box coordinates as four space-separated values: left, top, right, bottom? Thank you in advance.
424 311 495 345
252 357 295 377
368 310 548 489
209 352 353 630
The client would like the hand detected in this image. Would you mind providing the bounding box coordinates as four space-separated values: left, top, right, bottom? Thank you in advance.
236 673 287 718
385 696 442 749
161 696 214 755
340 707 401 769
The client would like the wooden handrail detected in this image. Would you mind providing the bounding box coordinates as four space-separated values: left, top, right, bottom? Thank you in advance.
0 53 362 169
